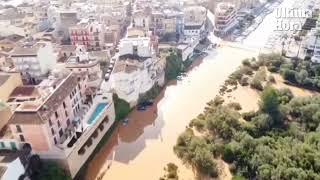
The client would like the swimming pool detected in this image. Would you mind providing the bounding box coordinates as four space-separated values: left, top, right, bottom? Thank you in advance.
87 103 108 125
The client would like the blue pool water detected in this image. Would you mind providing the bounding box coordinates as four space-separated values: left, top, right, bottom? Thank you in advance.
87 103 108 125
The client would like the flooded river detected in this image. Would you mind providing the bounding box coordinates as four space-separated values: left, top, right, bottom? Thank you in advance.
84 0 302 179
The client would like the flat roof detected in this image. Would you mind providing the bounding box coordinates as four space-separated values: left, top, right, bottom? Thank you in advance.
10 86 37 98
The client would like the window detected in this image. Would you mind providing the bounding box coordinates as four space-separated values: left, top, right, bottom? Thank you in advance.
0 142 5 148
49 119 52 126
57 120 61 128
10 142 17 150
51 128 55 135
54 137 57 144
65 111 68 117
63 102 66 108
67 119 70 126
59 129 63 137
55 111 59 118
19 135 25 142
16 125 22 133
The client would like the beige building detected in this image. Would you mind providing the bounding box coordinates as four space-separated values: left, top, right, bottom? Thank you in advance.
8 72 116 178
0 73 23 102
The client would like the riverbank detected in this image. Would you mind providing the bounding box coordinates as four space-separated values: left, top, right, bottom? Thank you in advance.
174 53 319 179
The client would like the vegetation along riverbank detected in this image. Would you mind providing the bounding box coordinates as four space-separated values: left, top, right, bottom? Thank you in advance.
174 53 320 180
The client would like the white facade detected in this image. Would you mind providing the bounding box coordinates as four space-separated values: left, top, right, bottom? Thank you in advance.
183 6 207 39
132 11 151 30
111 36 165 105
111 63 153 104
0 156 25 180
11 42 58 81
118 37 152 57
183 24 206 38
214 3 238 36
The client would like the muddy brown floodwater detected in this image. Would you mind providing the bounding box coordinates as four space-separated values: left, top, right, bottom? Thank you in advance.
84 46 257 180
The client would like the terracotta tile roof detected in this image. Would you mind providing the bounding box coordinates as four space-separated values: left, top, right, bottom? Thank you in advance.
9 73 79 125
38 73 78 120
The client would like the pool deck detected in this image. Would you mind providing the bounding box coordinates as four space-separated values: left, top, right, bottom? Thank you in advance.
82 93 112 130
57 92 113 153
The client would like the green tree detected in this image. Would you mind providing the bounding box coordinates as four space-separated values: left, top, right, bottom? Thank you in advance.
113 93 131 121
165 52 183 80
259 87 282 125
38 163 71 180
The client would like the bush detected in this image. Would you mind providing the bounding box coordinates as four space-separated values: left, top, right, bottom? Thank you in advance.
267 65 278 72
268 75 276 83
190 118 206 131
225 78 238 86
240 76 249 86
242 111 257 121
213 96 224 106
251 62 260 71
255 68 267 81
281 69 297 82
242 59 251 67
250 78 263 91
228 102 242 111
240 66 254 76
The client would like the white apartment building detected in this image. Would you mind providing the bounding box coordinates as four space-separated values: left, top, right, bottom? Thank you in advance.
132 10 151 30
10 41 58 83
214 3 238 37
304 27 320 63
47 7 78 42
183 6 207 39
110 36 165 106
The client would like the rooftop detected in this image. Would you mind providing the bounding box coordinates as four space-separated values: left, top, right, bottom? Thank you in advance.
9 73 79 124
38 73 78 119
113 58 143 74
11 46 38 56
9 86 37 98
66 56 99 68
0 75 10 87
